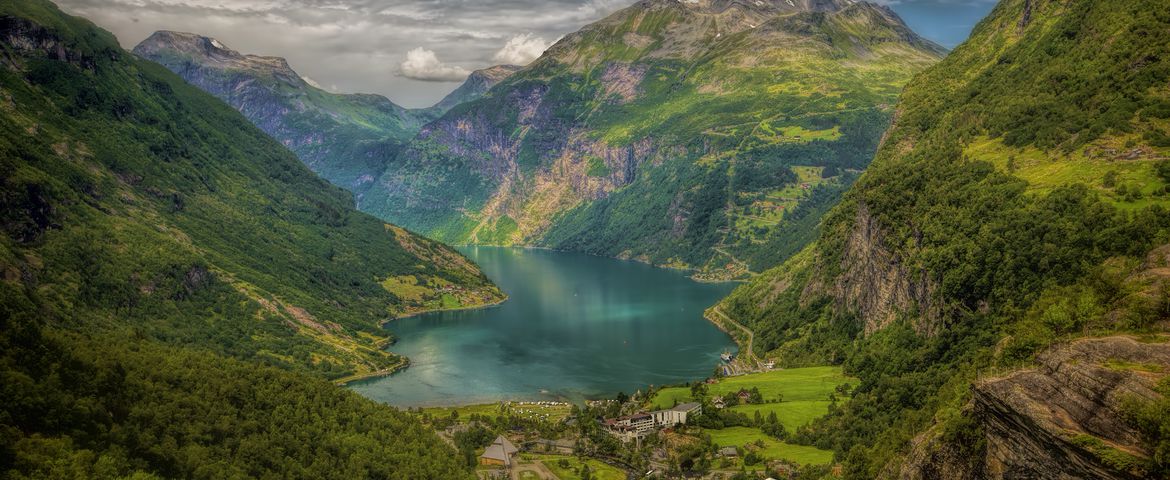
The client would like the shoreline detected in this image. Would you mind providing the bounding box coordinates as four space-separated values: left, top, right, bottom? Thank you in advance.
337 296 509 386
333 357 410 386
381 294 509 325
452 244 750 283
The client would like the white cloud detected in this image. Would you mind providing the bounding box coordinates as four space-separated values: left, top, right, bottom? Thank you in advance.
492 33 551 66
399 47 470 82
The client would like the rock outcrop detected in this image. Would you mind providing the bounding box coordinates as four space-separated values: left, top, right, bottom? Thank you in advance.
824 202 943 335
899 336 1170 480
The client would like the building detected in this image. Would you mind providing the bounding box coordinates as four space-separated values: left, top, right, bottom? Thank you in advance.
650 402 702 428
604 403 703 442
719 446 739 457
737 388 752 402
479 435 519 467
603 413 655 437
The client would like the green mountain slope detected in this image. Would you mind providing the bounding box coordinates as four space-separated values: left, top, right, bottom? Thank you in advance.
132 32 520 194
0 0 500 476
714 0 1170 476
0 0 504 382
362 0 944 278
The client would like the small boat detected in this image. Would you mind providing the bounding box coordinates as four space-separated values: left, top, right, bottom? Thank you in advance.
720 352 733 362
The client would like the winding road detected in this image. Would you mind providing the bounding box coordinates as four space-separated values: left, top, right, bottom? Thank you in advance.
707 306 760 368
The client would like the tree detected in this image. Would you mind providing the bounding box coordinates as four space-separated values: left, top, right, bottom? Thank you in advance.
1157 161 1170 183
1103 170 1118 188
691 381 708 399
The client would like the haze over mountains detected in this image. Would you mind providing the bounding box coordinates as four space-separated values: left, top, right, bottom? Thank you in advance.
133 31 521 192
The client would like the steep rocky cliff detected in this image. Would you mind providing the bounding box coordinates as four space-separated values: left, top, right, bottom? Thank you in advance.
361 0 944 277
133 32 518 193
900 336 1169 480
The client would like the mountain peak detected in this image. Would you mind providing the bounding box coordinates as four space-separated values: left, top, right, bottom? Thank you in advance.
134 31 299 82
666 0 858 13
430 64 523 112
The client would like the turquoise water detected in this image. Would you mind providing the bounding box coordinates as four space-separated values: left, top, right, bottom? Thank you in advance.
348 247 737 407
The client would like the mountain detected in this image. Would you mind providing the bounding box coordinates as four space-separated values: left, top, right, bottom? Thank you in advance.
432 64 523 112
0 0 503 474
133 32 519 194
713 0 1170 476
361 0 945 279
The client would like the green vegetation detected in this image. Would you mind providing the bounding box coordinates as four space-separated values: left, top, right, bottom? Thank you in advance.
651 367 855 432
1123 378 1170 476
707 427 834 467
647 367 852 469
0 1 500 476
133 31 442 193
364 0 944 278
0 317 470 479
532 455 625 480
418 402 573 424
713 0 1170 477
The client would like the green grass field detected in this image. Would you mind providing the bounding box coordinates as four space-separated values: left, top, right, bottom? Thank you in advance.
649 367 850 466
729 401 835 432
707 427 834 466
420 402 572 423
528 455 625 480
964 136 1170 211
650 366 854 410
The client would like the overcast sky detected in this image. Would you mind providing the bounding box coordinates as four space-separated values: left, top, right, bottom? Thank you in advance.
56 0 997 108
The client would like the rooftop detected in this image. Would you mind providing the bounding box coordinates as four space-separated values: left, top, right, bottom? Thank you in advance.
481 444 511 464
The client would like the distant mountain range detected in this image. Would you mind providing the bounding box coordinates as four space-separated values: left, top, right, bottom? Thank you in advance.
360 0 945 278
133 31 520 192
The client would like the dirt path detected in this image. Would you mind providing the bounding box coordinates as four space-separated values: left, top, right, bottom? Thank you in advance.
511 461 558 480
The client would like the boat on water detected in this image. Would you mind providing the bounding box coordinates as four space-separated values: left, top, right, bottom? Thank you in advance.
720 352 733 362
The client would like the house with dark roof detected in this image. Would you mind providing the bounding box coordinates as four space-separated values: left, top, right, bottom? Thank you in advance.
478 435 519 467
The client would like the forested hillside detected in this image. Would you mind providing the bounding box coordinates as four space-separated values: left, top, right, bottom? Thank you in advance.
715 0 1170 477
363 0 944 279
0 0 494 476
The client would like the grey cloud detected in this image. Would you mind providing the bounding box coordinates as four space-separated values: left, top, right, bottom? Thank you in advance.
55 0 628 107
54 0 991 106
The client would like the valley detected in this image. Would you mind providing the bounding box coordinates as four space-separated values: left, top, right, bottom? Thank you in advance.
3 0 1170 478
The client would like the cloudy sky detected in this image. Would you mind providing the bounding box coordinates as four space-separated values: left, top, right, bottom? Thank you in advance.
56 0 996 108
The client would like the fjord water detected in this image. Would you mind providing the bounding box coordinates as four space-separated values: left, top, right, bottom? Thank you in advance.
349 247 737 406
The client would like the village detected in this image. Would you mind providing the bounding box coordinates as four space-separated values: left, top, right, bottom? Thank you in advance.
408 358 855 480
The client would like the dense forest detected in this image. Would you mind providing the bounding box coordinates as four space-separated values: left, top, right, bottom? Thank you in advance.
0 0 491 476
717 0 1170 476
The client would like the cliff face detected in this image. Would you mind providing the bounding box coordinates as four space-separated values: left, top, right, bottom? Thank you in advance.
363 0 943 276
820 202 942 335
133 31 423 191
132 32 518 194
899 336 1169 480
